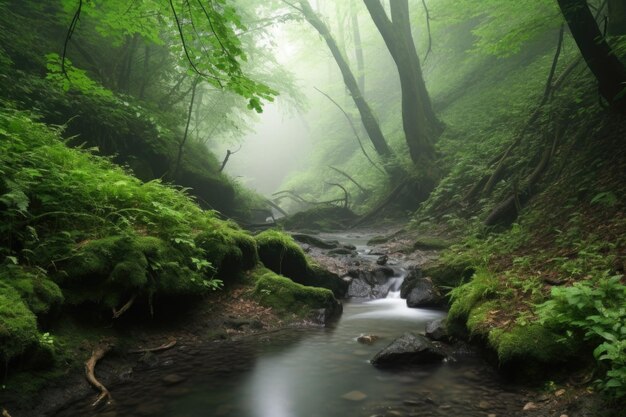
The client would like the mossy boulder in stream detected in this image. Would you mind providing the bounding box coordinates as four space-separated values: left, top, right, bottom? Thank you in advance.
251 267 342 324
255 230 348 297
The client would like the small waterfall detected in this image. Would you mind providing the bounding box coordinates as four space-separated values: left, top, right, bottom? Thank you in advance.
385 268 406 299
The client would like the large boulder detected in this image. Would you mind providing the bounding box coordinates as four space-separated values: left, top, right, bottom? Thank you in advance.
371 333 447 367
346 267 398 299
255 230 348 297
405 277 444 308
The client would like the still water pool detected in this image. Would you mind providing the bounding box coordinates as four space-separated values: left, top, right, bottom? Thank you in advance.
60 295 529 417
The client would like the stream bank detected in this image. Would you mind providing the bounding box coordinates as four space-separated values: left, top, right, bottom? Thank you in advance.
5 228 599 417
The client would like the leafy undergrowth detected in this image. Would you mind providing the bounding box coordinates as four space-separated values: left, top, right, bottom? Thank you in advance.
418 111 626 400
0 106 341 396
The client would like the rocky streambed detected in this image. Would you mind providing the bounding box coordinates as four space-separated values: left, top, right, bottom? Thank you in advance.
12 229 580 417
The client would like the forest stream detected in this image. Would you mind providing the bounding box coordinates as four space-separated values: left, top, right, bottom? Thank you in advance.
53 233 533 417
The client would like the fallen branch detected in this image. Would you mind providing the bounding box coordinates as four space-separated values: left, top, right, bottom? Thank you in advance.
129 337 177 354
2 408 13 417
112 294 137 319
264 198 288 217
421 0 433 63
218 144 242 173
313 87 385 175
351 178 409 228
85 341 115 408
325 182 349 208
328 166 369 194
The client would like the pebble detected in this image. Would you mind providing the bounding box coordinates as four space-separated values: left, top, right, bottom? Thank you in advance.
161 374 186 385
555 389 566 397
523 402 538 411
342 390 367 401
403 400 421 406
488 414 497 417
478 400 491 409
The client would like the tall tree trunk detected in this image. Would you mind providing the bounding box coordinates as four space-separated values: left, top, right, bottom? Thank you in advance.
351 1 365 94
298 0 392 159
138 44 150 99
608 0 626 35
364 0 440 165
557 0 626 110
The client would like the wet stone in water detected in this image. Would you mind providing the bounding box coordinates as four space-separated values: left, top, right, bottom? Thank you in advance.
341 390 368 401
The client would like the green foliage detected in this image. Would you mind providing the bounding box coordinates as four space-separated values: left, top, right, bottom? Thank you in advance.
447 268 499 329
45 53 114 98
538 274 626 397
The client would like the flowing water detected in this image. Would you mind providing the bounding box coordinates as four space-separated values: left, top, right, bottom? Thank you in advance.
58 233 530 417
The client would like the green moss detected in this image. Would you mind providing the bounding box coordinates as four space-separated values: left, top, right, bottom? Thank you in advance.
255 230 347 297
413 236 452 250
251 267 340 319
488 324 567 366
195 225 258 282
1 267 63 317
421 256 475 289
466 300 500 336
0 283 39 361
447 269 499 337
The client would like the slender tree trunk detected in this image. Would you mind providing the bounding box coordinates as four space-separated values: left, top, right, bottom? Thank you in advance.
138 44 150 99
298 0 392 159
173 78 199 180
364 0 440 165
557 0 626 109
351 1 365 94
608 0 626 35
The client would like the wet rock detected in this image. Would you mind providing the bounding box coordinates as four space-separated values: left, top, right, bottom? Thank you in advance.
291 233 338 249
371 333 447 367
346 269 395 299
309 300 343 325
357 334 380 345
405 278 444 308
328 247 356 256
342 390 367 401
376 255 389 265
425 319 448 342
161 374 186 386
373 266 395 281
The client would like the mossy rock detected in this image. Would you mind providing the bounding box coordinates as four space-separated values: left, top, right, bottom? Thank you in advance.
251 267 342 323
280 206 358 232
255 230 347 297
0 267 63 319
195 226 258 283
0 283 39 362
421 257 475 290
58 235 210 309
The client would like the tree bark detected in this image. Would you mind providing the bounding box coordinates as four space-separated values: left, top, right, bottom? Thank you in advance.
173 78 199 179
608 0 626 35
298 0 392 159
557 0 626 110
363 0 440 165
351 1 366 94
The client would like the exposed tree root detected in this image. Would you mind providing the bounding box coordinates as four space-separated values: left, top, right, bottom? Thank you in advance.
129 337 177 354
112 294 137 319
351 179 409 228
325 182 349 208
2 408 13 417
85 341 115 408
485 121 563 226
